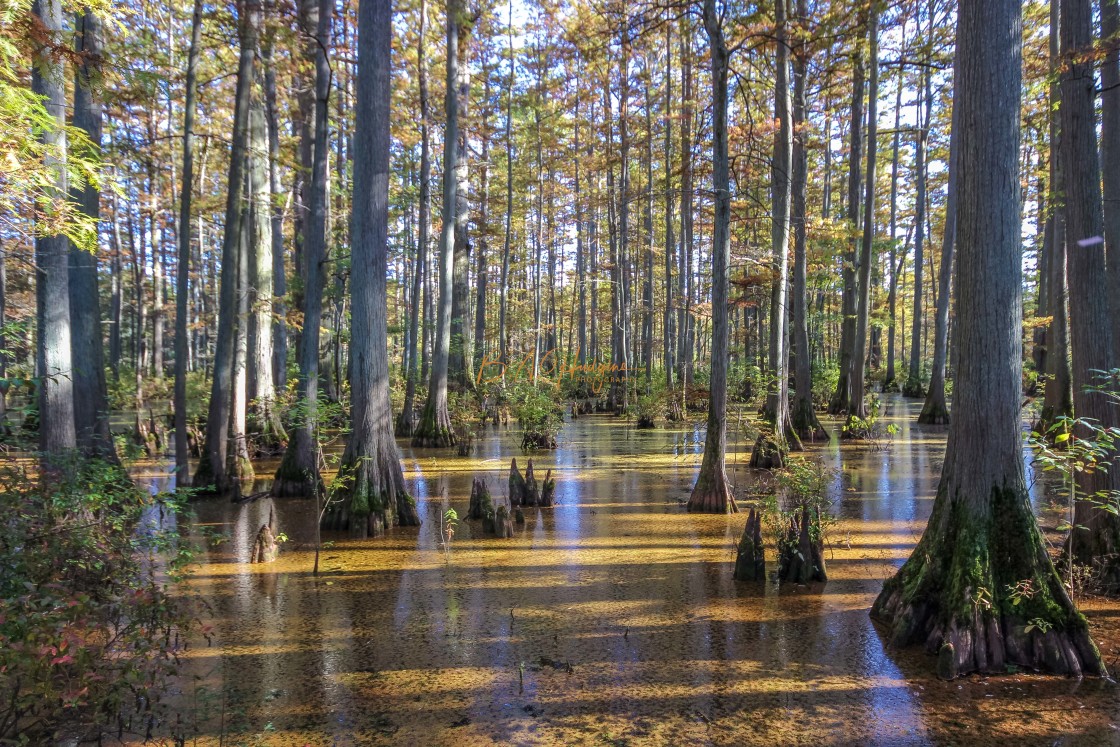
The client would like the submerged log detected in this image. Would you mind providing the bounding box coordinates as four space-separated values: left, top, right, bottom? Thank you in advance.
468 477 493 520
733 507 766 581
540 469 555 507
777 505 827 583
509 457 526 507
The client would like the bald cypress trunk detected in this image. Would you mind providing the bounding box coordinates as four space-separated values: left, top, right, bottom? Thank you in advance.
918 74 959 426
69 9 117 462
272 0 332 495
849 5 878 424
1061 0 1120 589
903 47 932 398
196 0 257 494
872 0 1104 679
32 0 75 458
829 34 864 415
397 0 431 436
413 0 459 447
790 0 824 441
174 0 202 482
247 90 286 448
1039 0 1073 432
687 0 737 514
753 0 801 464
327 0 419 536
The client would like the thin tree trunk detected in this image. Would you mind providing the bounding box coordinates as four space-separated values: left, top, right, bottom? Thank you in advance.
919 59 959 426
688 0 737 514
790 0 824 441
414 0 459 446
174 0 202 480
849 5 879 423
903 53 932 397
829 28 864 415
263 37 288 392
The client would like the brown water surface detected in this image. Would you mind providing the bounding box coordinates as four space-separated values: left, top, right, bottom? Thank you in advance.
142 395 1120 746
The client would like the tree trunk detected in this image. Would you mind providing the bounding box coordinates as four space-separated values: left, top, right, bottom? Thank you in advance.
32 0 76 457
829 33 864 415
903 59 932 398
398 0 431 436
263 37 287 392
872 0 1104 678
1039 1 1073 431
1061 0 1120 588
919 62 959 426
413 0 459 447
247 87 286 448
1102 0 1120 353
848 6 878 424
790 0 824 441
688 0 737 514
69 9 116 462
663 20 675 392
449 13 474 390
328 0 420 537
272 0 332 495
754 0 801 463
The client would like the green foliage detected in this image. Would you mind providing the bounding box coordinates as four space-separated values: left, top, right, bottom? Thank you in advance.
845 394 899 449
728 363 764 403
509 382 562 450
634 387 668 428
0 456 193 742
772 458 838 546
811 361 840 409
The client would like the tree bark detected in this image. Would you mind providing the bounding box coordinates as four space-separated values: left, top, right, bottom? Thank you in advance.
918 62 959 426
754 0 801 462
174 0 202 482
849 5 879 424
329 0 420 537
69 9 117 462
414 0 460 446
903 55 932 398
247 87 286 447
872 0 1104 678
688 0 737 514
272 0 332 495
32 0 76 457
1061 0 1120 588
790 0 824 441
829 29 864 415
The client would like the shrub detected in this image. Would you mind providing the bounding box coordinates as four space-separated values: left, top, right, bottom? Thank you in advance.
0 458 193 743
509 383 563 450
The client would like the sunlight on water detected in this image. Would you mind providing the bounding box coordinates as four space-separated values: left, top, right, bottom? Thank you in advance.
138 395 1120 745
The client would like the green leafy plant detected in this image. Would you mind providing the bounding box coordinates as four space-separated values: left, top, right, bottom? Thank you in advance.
0 457 194 743
509 383 562 450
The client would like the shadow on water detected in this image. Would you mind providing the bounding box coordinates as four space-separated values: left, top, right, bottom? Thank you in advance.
138 394 1120 746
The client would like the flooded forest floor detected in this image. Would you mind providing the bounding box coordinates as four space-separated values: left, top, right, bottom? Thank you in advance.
139 395 1120 746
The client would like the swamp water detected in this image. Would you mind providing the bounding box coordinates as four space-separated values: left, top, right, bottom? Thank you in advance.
137 395 1120 745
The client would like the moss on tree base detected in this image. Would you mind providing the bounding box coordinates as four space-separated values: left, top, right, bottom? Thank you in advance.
270 430 322 499
412 401 456 448
871 484 1106 679
323 449 420 538
749 433 786 470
